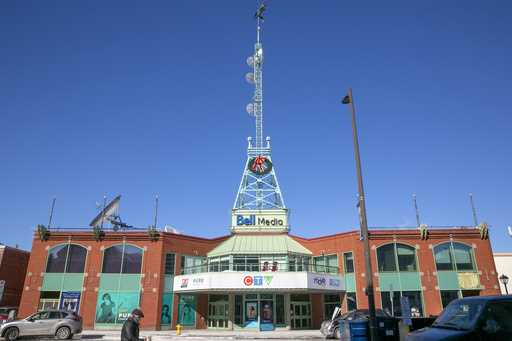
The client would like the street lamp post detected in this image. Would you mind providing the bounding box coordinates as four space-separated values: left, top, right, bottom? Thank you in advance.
499 274 509 295
342 88 378 341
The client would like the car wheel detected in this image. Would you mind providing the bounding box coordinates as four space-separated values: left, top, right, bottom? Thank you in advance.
4 327 19 341
334 327 341 340
55 326 71 340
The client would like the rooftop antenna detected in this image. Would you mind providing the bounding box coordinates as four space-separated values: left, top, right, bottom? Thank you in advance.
153 195 159 228
469 193 479 226
413 194 421 226
47 197 56 229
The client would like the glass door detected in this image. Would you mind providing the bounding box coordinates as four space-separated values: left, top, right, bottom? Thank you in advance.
290 302 312 329
208 295 229 329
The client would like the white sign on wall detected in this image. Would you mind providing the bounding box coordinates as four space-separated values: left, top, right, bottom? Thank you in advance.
231 209 289 232
174 272 344 293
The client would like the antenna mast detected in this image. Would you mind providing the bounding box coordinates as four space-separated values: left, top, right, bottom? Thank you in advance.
234 2 285 210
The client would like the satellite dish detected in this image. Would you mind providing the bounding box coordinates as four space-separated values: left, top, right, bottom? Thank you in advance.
164 225 181 234
246 103 254 115
246 56 254 67
89 195 121 227
245 72 255 84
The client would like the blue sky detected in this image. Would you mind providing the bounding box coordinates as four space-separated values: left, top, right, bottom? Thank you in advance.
1 1 511 252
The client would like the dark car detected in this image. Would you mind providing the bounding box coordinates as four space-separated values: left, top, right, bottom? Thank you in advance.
321 309 396 339
406 295 512 341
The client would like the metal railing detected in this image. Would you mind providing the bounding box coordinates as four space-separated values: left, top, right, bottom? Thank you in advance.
181 261 339 275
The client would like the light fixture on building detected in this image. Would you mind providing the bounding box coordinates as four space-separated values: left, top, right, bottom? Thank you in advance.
499 274 509 295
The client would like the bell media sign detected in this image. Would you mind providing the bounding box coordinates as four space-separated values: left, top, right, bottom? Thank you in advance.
231 209 289 231
236 215 284 227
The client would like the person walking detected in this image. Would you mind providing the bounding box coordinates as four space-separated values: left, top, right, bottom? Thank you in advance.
121 308 144 341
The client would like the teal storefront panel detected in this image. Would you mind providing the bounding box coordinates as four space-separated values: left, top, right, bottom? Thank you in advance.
161 293 173 325
164 275 174 293
95 291 140 325
344 273 356 292
400 272 422 291
437 271 460 290
42 273 84 291
379 273 400 292
378 272 421 291
119 275 142 291
177 294 196 326
98 274 141 292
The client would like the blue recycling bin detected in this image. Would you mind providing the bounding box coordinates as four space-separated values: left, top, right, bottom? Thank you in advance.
340 319 368 341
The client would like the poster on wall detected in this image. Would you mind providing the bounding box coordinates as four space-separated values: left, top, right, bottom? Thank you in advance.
178 295 196 326
246 302 258 321
95 291 140 324
161 293 173 325
260 301 273 323
59 292 81 313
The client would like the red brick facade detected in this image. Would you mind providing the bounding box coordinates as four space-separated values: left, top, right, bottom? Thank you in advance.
18 227 500 330
0 245 30 308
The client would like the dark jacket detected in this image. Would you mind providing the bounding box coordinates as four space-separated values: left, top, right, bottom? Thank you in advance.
121 317 140 341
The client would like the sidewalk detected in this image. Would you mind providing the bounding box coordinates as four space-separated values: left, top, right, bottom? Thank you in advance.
80 329 324 340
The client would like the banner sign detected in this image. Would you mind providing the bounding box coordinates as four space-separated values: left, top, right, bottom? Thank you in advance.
231 209 288 231
174 272 344 292
95 291 140 324
59 291 81 313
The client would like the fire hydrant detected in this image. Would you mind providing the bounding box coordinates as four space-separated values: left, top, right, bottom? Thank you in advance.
176 324 182 336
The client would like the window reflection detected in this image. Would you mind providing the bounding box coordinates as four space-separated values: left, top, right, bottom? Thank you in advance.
102 244 143 274
45 244 87 273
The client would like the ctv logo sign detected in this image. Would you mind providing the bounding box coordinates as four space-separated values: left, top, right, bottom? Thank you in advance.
243 275 273 287
236 215 284 227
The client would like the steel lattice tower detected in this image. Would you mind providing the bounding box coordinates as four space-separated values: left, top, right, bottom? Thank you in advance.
233 4 285 211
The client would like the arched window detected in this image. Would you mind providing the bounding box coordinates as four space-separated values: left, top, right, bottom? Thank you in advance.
434 242 476 271
102 244 143 274
46 244 87 273
377 243 417 272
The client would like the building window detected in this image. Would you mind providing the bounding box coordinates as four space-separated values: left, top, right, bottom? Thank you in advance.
324 294 340 319
38 291 60 311
346 292 357 311
434 242 476 272
164 253 175 275
377 243 417 272
343 252 354 273
46 244 87 273
314 254 338 274
434 243 454 270
181 255 206 274
440 290 459 308
452 243 475 271
381 290 423 317
102 244 143 274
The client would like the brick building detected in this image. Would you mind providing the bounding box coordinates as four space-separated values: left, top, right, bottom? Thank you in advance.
16 4 502 332
17 225 500 331
0 244 30 307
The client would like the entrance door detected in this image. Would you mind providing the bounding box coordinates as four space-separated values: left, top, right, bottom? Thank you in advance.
290 302 312 329
208 300 229 328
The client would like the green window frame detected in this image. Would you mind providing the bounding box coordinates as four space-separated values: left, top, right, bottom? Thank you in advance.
376 243 417 273
434 242 476 272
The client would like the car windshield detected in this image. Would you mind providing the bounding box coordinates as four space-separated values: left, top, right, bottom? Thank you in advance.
433 300 483 331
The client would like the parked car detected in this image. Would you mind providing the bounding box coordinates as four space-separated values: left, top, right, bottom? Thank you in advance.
0 310 82 340
321 308 396 339
406 295 512 341
0 307 17 324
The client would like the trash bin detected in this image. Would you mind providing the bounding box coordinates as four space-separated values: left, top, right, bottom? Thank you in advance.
348 319 369 341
